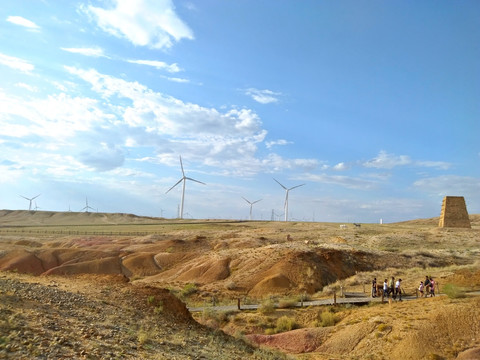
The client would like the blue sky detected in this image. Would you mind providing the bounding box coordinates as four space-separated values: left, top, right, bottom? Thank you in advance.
1 1 479 222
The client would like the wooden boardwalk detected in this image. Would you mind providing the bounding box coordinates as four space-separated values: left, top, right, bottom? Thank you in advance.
188 291 480 313
187 293 414 313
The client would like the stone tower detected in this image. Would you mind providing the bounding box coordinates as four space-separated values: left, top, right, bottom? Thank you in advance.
438 196 471 228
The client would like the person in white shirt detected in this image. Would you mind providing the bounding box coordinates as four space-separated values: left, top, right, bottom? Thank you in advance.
395 278 402 301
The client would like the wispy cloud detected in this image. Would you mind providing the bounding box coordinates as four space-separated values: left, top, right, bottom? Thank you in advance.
305 173 378 190
413 175 480 198
332 162 349 171
363 150 411 169
165 76 190 83
127 59 181 73
6 16 40 30
363 150 451 170
415 160 451 170
0 52 34 73
245 88 281 104
15 83 38 92
83 0 194 49
61 47 108 58
265 139 292 148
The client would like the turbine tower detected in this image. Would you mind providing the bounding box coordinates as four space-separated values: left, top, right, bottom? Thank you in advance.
20 194 40 211
80 197 95 213
166 156 205 219
242 197 261 221
273 178 305 222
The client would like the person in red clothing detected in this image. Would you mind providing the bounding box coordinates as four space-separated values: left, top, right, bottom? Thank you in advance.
429 277 435 297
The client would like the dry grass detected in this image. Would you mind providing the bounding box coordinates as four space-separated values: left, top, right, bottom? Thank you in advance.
1 211 480 359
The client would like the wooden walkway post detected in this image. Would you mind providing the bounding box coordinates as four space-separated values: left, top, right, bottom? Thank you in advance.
333 291 337 305
237 298 241 310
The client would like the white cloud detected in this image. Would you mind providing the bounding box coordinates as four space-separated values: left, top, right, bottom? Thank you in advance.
6 16 40 30
363 150 411 169
265 139 292 149
79 143 125 171
15 83 38 92
305 173 378 190
84 0 194 49
413 175 480 198
165 76 190 83
127 59 181 73
415 160 451 170
0 52 34 73
333 162 349 171
61 47 107 58
245 88 281 104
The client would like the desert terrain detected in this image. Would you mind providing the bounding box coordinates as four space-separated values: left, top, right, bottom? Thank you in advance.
1 210 479 359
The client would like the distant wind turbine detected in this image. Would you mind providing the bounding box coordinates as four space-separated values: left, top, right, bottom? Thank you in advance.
242 197 261 221
20 194 40 211
33 201 40 211
166 156 206 219
80 197 95 213
273 178 305 222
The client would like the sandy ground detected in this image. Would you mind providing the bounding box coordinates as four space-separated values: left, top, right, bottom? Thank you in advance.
1 211 479 359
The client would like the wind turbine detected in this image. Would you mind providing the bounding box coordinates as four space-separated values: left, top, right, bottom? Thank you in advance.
242 197 261 221
166 156 206 219
273 178 305 222
20 194 40 211
80 197 95 213
33 201 40 211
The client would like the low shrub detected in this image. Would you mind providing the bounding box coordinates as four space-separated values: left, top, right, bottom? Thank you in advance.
258 299 275 315
316 310 338 327
275 316 297 333
180 283 198 298
442 283 466 299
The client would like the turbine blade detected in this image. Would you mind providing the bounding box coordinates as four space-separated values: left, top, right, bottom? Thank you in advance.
289 184 305 191
252 199 262 204
32 194 41 200
242 196 252 204
273 178 287 190
166 178 184 194
179 156 185 176
185 177 206 185
19 195 30 200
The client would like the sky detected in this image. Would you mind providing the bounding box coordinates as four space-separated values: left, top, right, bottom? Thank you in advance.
0 1 479 223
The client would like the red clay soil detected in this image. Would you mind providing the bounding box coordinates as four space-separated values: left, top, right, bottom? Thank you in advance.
246 327 333 354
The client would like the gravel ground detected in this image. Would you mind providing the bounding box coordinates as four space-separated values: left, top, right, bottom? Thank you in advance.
0 273 285 359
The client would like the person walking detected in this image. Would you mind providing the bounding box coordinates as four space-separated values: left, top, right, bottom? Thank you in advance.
429 277 435 297
389 276 395 299
372 277 377 298
418 281 424 297
383 279 388 298
424 275 431 295
395 278 402 301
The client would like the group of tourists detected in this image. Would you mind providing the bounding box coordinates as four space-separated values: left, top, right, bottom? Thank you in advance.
371 276 403 301
371 274 436 301
418 275 436 297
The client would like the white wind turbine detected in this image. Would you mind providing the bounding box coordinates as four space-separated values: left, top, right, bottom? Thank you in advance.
20 194 40 211
80 197 95 213
166 156 206 219
273 178 305 222
242 197 262 221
